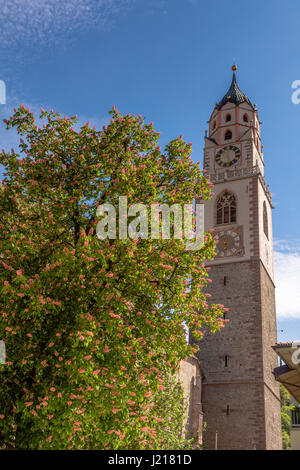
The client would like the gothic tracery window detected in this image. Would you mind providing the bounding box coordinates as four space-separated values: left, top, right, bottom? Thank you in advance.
217 191 237 225
263 201 268 239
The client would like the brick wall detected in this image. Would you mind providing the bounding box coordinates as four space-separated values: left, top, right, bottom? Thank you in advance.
191 259 282 449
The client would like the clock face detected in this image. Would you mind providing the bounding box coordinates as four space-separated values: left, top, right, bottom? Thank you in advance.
216 145 241 168
216 229 241 257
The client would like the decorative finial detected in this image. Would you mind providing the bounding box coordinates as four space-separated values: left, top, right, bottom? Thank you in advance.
232 64 237 71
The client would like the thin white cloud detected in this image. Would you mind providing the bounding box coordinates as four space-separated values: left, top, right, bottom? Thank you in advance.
274 239 300 319
0 0 134 48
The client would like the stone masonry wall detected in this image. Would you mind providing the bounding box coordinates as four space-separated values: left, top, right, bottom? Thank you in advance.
191 259 282 449
179 357 203 445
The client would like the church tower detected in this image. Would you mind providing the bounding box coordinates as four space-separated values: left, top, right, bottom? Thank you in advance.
195 66 282 450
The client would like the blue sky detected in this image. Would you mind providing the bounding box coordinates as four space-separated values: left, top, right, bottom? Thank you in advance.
0 0 299 342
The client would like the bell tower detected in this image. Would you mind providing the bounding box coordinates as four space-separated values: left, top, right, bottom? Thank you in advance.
194 66 282 450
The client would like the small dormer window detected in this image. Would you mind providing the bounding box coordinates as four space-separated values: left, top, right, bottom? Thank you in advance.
225 130 232 140
226 113 231 122
243 114 249 123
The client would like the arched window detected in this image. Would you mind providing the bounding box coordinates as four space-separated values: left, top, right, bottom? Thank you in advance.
225 130 232 140
226 113 231 122
212 120 216 130
263 201 268 239
217 191 237 225
243 114 249 122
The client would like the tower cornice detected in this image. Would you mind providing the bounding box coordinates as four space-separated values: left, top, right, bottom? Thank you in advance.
209 165 273 207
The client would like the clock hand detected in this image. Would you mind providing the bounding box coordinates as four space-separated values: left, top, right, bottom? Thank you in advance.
222 149 230 165
226 150 231 164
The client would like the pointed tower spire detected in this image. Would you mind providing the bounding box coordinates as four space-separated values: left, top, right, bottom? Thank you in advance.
216 65 253 109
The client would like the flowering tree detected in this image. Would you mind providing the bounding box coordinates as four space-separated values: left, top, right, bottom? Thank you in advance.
0 106 224 449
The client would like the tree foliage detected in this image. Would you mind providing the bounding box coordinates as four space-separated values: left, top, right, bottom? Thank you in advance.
0 106 224 449
280 385 291 450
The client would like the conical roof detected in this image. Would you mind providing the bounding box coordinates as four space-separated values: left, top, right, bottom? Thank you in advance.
217 66 253 109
